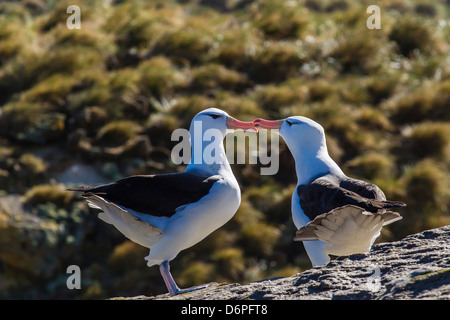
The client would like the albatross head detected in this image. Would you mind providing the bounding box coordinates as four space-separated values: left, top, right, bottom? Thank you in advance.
253 116 342 183
186 108 254 176
192 108 254 134
253 116 326 155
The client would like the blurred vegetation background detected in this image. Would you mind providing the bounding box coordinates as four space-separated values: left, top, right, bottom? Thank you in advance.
0 0 448 299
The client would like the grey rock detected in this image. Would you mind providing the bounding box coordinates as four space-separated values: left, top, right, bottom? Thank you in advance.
114 225 450 300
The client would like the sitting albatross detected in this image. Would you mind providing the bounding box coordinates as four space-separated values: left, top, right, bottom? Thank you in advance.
69 108 253 295
253 116 406 267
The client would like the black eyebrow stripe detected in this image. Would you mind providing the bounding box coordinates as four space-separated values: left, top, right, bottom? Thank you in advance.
286 120 303 126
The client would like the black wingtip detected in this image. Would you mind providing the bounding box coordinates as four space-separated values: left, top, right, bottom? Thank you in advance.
385 200 407 208
66 186 87 192
67 187 107 200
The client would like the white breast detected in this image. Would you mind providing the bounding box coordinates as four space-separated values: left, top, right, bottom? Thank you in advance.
291 187 311 229
145 177 241 266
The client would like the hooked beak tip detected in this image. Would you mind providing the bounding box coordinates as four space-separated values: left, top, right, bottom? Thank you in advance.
252 118 283 130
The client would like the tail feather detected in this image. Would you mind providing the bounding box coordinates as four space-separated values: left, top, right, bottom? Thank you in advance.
381 210 403 226
294 204 403 256
380 200 407 209
83 194 162 248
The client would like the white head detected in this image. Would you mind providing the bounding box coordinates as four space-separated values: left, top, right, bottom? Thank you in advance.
190 108 254 135
186 108 253 175
253 116 343 183
253 116 326 155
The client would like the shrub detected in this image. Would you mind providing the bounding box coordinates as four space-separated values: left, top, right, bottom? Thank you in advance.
233 199 264 227
99 68 151 119
249 41 305 82
169 95 215 127
51 24 116 55
213 248 246 281
210 24 262 70
401 160 449 232
0 50 43 101
177 261 215 288
138 56 187 99
330 29 382 74
145 112 183 150
33 46 105 80
190 63 248 92
432 80 450 121
0 102 66 144
108 240 148 273
102 2 184 69
20 74 78 110
0 18 25 67
388 80 450 125
18 153 47 175
69 106 108 136
307 79 334 102
245 184 283 215
338 78 371 105
403 160 446 206
212 92 262 120
95 120 142 148
356 106 393 131
325 1 349 12
103 5 153 50
152 26 214 65
387 83 435 125
254 82 308 116
38 0 99 31
403 122 450 160
344 153 395 181
414 4 437 17
324 109 377 159
241 221 281 256
23 184 73 207
0 153 47 192
250 0 309 40
366 73 399 105
389 16 436 57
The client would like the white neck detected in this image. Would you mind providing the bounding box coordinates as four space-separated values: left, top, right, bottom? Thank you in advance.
185 128 233 177
291 143 343 185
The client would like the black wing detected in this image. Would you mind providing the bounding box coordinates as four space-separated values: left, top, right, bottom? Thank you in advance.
339 176 386 200
69 172 222 217
297 174 406 221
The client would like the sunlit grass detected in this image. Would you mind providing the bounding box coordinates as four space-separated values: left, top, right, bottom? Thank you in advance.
23 183 74 207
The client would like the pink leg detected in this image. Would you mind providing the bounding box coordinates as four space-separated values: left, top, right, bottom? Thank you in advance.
159 261 217 296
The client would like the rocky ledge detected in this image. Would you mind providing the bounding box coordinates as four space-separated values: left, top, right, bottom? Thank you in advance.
115 226 450 300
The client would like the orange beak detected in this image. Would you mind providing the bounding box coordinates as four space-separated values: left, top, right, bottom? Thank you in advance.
226 116 257 131
252 118 284 130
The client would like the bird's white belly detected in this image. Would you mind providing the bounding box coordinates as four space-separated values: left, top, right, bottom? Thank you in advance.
146 179 240 266
291 189 310 229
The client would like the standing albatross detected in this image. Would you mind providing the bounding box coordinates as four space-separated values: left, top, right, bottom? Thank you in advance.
69 108 253 295
253 116 406 266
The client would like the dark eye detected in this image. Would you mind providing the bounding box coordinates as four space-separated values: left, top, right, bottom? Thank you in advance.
286 119 293 126
208 114 221 119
